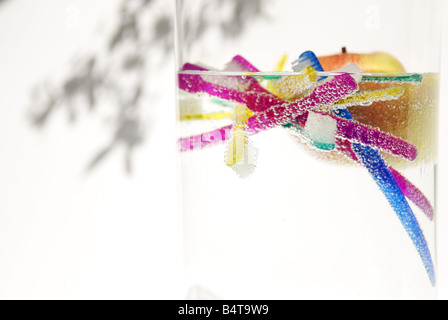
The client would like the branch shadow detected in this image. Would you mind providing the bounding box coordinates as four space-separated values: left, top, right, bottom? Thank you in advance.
28 0 267 175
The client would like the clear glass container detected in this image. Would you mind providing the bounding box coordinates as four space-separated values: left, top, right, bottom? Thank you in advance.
175 0 443 299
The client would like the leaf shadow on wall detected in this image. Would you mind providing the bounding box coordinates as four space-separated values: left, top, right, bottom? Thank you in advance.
28 0 267 175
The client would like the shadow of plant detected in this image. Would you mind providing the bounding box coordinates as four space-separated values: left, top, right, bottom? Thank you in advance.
28 0 266 175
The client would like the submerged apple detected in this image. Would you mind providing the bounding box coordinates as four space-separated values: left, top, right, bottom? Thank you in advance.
349 76 439 168
296 48 438 168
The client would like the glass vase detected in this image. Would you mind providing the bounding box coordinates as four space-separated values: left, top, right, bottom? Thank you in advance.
175 0 444 300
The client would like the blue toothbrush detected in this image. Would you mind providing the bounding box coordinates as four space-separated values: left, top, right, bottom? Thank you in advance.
298 51 435 285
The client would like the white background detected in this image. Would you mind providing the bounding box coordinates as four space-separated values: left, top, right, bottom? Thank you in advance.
0 0 446 299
